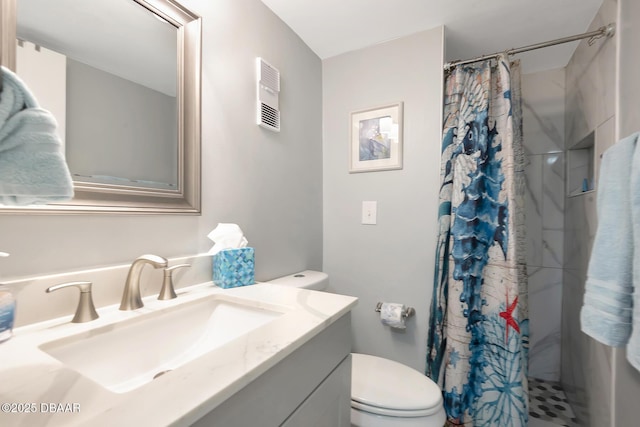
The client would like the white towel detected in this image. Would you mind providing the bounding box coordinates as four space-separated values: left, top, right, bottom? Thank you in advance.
580 132 640 371
0 66 73 205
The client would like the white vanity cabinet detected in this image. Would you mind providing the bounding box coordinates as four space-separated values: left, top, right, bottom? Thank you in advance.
192 313 352 427
0 279 356 427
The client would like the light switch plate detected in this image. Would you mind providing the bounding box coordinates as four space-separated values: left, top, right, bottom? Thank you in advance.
362 201 377 225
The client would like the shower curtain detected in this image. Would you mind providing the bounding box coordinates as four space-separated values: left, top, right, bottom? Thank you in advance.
426 54 529 426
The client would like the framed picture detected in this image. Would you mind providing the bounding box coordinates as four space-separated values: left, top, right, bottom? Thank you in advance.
349 102 403 173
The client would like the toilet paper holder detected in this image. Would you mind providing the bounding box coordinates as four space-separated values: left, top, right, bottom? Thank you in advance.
375 302 415 319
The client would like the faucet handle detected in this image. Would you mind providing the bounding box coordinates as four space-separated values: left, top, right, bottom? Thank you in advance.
46 281 99 323
158 264 191 300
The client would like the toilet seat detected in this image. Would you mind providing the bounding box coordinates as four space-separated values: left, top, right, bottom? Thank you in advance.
351 353 443 418
351 400 442 418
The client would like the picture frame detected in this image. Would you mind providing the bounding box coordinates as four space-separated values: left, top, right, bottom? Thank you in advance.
349 102 403 173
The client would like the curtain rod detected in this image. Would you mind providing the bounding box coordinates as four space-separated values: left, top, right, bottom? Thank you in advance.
444 23 616 71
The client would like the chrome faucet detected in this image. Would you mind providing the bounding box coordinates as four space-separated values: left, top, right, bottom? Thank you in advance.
119 254 168 311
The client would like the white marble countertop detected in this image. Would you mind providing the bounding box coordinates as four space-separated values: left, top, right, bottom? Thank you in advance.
0 282 357 427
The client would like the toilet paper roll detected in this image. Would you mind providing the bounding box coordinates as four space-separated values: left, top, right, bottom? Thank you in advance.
380 302 406 329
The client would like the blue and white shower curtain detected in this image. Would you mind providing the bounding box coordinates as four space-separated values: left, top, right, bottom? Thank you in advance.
426 54 529 426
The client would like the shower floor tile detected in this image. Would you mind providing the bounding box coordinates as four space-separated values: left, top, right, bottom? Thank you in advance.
529 377 578 427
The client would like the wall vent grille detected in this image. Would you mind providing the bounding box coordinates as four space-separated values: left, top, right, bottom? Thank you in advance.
256 57 281 132
260 103 280 131
260 60 280 92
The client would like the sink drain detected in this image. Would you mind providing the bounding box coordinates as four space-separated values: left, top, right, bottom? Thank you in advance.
153 370 172 379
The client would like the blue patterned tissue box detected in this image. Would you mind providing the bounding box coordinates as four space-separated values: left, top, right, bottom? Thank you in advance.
213 247 255 288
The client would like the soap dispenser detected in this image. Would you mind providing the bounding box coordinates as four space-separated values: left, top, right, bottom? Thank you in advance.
0 252 15 343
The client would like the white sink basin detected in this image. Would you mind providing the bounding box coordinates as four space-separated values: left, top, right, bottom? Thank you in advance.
39 295 286 393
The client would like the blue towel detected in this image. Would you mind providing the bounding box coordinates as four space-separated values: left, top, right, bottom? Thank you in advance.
629 133 640 370
580 132 640 371
0 66 73 205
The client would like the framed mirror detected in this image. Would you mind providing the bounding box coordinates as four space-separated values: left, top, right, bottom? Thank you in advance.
0 0 201 214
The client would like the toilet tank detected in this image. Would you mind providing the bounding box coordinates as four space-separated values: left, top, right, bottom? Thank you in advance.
265 270 329 291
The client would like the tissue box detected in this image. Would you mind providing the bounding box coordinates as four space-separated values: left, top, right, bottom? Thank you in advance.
213 247 255 288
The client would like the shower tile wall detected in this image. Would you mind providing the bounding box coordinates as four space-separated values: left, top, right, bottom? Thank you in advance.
521 68 565 382
562 0 617 425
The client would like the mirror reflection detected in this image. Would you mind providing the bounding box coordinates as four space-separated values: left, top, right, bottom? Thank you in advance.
16 0 179 190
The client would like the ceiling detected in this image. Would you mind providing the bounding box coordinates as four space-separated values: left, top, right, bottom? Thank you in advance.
260 0 605 73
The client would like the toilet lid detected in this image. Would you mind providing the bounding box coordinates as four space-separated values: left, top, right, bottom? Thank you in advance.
351 353 442 414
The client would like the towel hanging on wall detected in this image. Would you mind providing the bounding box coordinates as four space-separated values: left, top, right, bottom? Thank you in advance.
0 65 73 206
580 131 640 372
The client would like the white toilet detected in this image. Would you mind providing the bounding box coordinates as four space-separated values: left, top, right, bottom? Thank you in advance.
266 270 446 427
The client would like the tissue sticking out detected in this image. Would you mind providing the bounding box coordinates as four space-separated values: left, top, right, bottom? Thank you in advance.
207 223 248 256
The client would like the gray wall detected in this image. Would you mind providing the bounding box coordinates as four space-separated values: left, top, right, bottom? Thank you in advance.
66 58 177 186
561 0 617 425
0 0 322 283
618 0 640 140
614 0 640 424
322 27 444 372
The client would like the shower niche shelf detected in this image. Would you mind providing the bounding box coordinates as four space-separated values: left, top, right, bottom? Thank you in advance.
567 132 595 198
